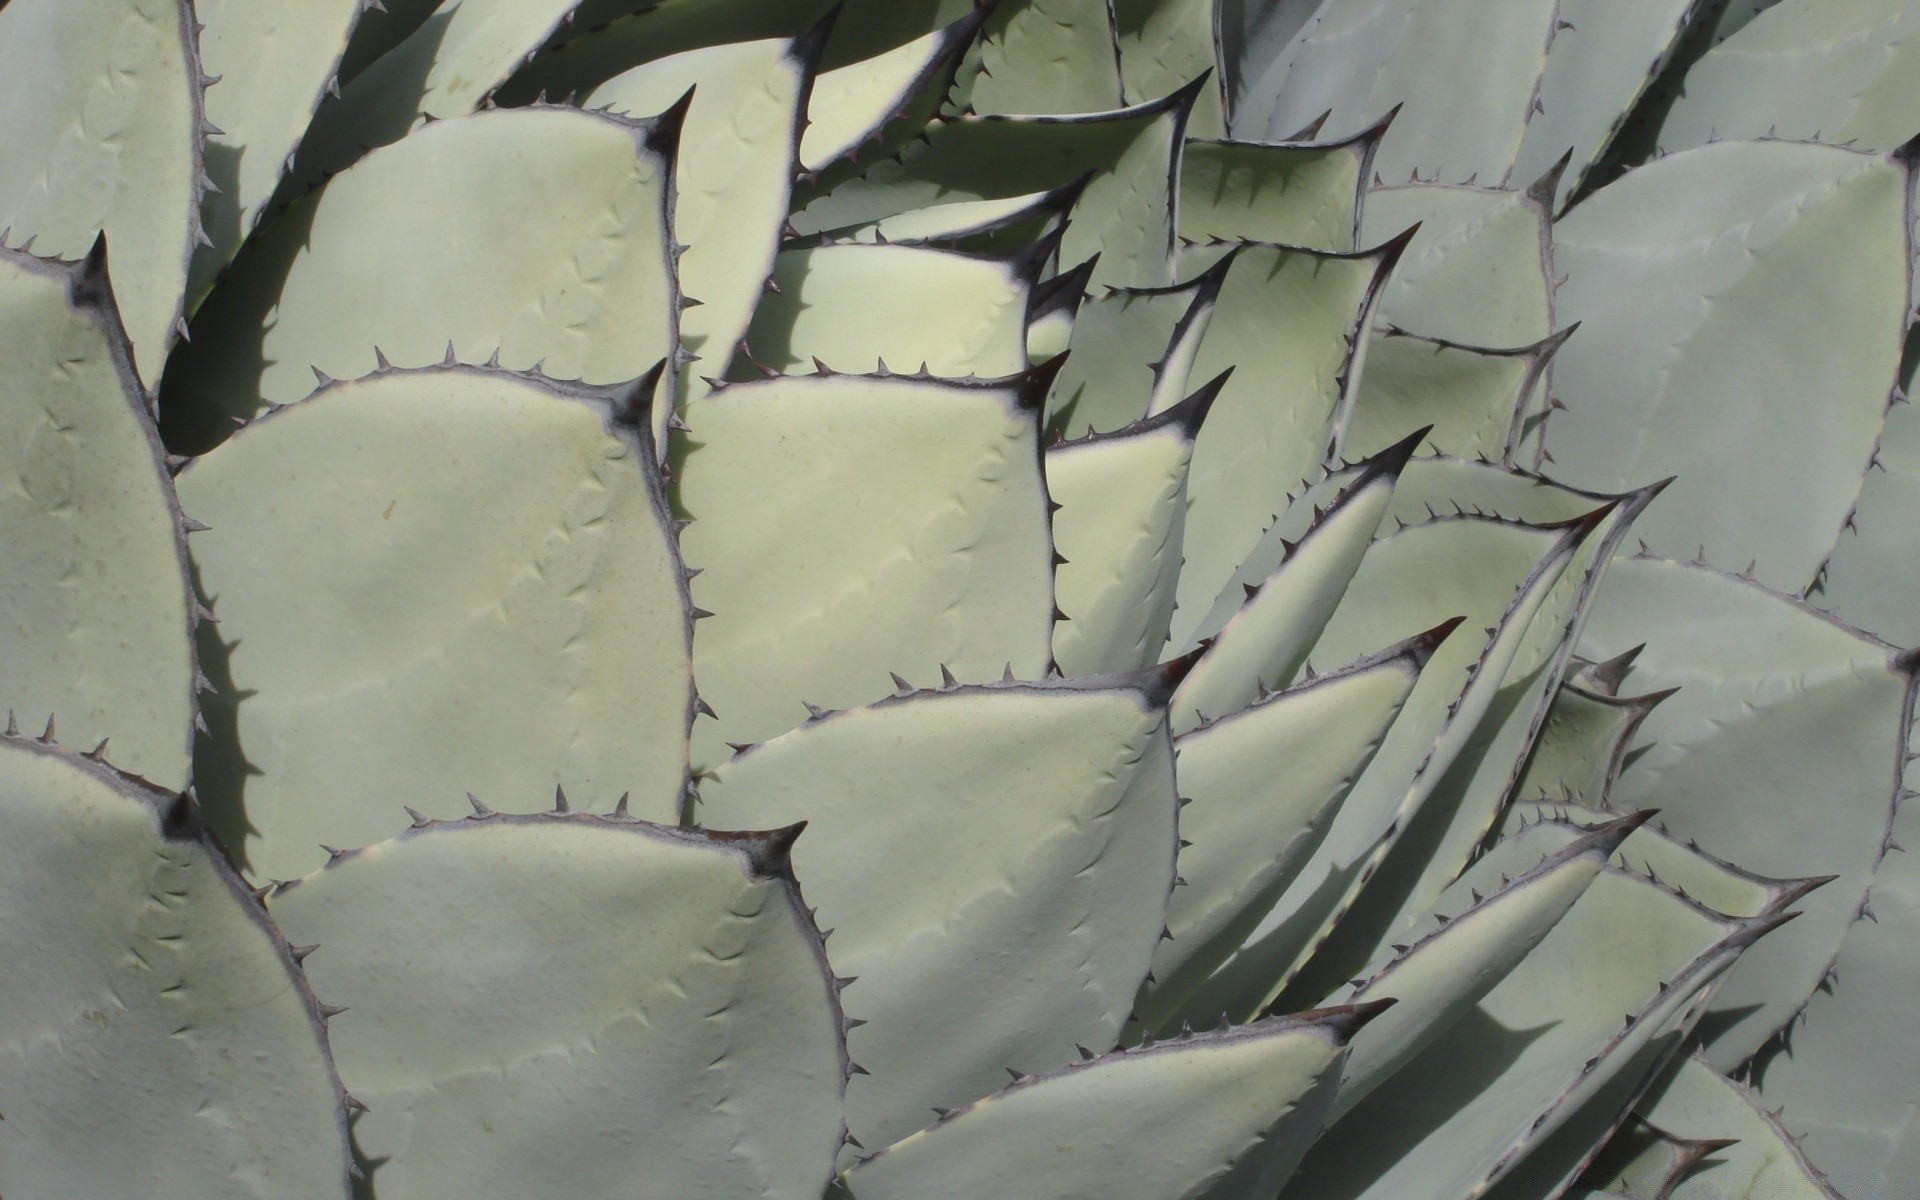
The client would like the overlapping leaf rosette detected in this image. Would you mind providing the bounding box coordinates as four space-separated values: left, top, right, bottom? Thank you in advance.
2 0 1916 1196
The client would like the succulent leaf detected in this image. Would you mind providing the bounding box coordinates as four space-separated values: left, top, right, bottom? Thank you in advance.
0 246 197 791
1238 0 1559 187
1177 131 1373 251
804 15 982 172
740 243 1034 379
672 370 1053 766
1142 635 1428 1031
175 365 693 879
1579 554 1916 1068
696 675 1179 1152
1338 327 1564 465
1548 139 1911 591
0 735 352 1199
1358 181 1556 352
1112 0 1232 137
1047 264 1225 438
953 0 1124 118
188 0 366 302
163 105 680 452
841 1005 1380 1200
268 811 847 1200
0 0 204 386
586 33 818 408
1654 0 1920 156
1048 380 1220 676
1169 238 1399 643
1809 374 1920 646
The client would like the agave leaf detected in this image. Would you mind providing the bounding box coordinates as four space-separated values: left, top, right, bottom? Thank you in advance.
0 736 351 1199
952 0 1124 117
1285 826 1777 1200
1358 180 1556 351
1809 379 1920 646
792 89 1201 288
0 0 204 387
1338 327 1566 464
1049 377 1225 677
739 243 1036 379
188 0 365 302
1326 813 1649 1122
1175 512 1588 1023
1239 0 1559 186
803 13 983 172
1510 682 1669 810
1169 236 1404 645
586 31 821 408
0 246 196 792
1026 255 1094 363
1171 430 1420 723
1179 128 1379 252
1749 726 1920 1191
1047 259 1227 438
1580 554 1916 1069
285 0 592 190
1586 1052 1841 1199
1654 0 1920 156
1141 634 1432 1031
672 370 1053 768
334 0 443 85
696 672 1180 1152
1548 139 1910 591
1507 0 1698 211
841 1005 1382 1200
176 365 692 880
1112 0 1231 137
820 182 1082 251
268 812 846 1200
1382 454 1625 529
162 106 679 453
1282 493 1639 1006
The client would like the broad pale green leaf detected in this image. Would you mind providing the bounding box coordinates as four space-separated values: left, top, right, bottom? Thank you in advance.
1281 493 1639 1006
1285 840 1773 1200
1580 555 1916 1068
842 1005 1382 1200
697 673 1180 1152
1328 814 1648 1121
284 0 589 188
0 736 351 1199
1049 378 1224 677
1508 0 1697 210
176 366 693 880
1171 431 1420 724
1549 139 1909 592
823 183 1080 250
1810 388 1920 646
1174 513 1587 1023
1337 327 1565 465
792 89 1200 288
1656 0 1920 155
1591 1053 1842 1199
269 812 846 1200
1026 255 1094 364
1751 730 1920 1193
1170 236 1404 646
1382 454 1624 530
1511 681 1669 809
1242 0 1559 186
586 34 818 407
1179 129 1377 251
189 0 364 303
803 15 981 171
1047 258 1227 437
739 243 1034 379
163 106 678 453
0 247 196 792
672 370 1053 768
1112 0 1230 136
1357 180 1556 350
0 0 204 386
1141 636 1430 1032
956 0 1124 117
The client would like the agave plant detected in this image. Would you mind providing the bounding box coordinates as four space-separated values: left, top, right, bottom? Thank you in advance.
1 0 1915 1197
